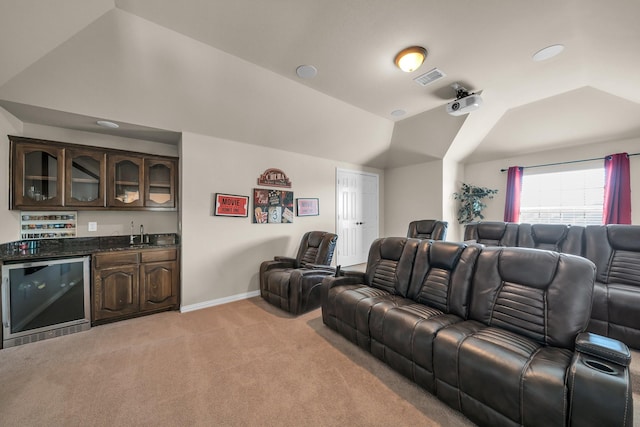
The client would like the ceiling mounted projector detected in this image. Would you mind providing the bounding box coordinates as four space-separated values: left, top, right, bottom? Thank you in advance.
446 83 483 116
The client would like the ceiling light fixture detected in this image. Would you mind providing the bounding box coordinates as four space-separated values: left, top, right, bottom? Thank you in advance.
532 44 565 62
394 46 427 72
96 120 119 128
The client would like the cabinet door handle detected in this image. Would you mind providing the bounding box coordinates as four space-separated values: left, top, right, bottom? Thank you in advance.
2 278 9 328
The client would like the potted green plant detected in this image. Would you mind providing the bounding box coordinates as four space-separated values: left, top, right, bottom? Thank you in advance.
453 183 498 224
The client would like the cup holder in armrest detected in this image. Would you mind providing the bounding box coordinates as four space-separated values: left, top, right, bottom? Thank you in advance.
584 359 616 374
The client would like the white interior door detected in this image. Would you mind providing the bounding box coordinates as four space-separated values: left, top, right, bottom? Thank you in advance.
336 169 379 266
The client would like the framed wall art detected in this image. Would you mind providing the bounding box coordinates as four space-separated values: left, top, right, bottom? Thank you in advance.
296 198 319 216
253 188 294 223
214 193 249 217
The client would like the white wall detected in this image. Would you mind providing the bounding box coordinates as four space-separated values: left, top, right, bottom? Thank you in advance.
463 137 640 224
383 157 466 242
442 155 464 241
0 108 23 243
383 160 443 238
180 132 383 308
0 109 179 242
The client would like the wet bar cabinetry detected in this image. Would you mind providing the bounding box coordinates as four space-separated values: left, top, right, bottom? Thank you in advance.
145 158 176 208
65 147 106 208
12 142 64 207
92 247 179 324
107 154 144 208
0 236 181 347
9 136 177 210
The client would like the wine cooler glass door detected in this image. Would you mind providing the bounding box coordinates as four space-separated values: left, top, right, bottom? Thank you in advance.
2 257 90 341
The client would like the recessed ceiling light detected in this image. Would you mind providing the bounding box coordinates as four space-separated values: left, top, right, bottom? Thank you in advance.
391 109 406 117
96 120 119 128
532 44 565 61
296 65 318 79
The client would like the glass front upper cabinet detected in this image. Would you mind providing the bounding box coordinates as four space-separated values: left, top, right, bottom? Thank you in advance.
145 159 176 208
108 154 144 207
13 143 64 208
9 136 178 211
65 148 106 207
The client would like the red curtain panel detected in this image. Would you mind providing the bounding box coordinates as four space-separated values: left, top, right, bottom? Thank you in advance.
503 166 523 222
603 153 631 224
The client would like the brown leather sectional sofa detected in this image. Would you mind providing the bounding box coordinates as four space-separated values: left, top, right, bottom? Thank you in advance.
465 221 640 350
321 237 632 427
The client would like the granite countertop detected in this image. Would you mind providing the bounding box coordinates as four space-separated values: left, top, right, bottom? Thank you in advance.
0 234 180 262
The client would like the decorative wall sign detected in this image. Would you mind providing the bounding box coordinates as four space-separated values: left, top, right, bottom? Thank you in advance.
214 193 249 217
253 188 294 224
257 168 292 188
296 198 319 216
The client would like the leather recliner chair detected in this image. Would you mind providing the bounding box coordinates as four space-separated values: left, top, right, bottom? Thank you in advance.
369 240 481 392
321 236 419 349
463 221 518 246
407 219 448 240
516 223 584 256
260 231 337 314
585 224 640 348
433 247 631 426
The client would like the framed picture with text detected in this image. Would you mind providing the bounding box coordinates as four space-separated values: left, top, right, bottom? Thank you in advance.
296 198 319 216
214 193 249 217
253 189 294 223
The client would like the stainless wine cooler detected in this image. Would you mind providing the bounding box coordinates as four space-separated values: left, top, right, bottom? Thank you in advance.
2 256 90 348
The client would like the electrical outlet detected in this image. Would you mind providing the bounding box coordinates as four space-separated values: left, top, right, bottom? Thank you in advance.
88 222 97 232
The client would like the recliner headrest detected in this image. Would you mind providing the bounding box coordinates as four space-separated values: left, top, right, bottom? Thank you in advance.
416 220 436 234
531 224 568 244
607 225 640 251
379 238 406 261
429 241 465 270
477 222 508 240
498 247 559 288
307 232 324 248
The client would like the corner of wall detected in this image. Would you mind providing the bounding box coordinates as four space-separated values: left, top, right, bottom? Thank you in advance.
0 108 23 243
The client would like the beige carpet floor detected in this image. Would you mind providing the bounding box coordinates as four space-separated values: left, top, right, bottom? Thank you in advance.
0 297 637 426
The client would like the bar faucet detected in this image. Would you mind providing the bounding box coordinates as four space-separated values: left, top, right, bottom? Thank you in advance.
140 224 145 244
130 221 135 245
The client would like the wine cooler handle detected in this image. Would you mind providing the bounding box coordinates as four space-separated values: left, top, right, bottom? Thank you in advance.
2 277 8 328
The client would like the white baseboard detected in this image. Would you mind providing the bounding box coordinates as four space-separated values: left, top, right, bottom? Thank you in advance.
180 290 261 313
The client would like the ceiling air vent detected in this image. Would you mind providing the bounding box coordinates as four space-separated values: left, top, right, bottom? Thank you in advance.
413 68 446 87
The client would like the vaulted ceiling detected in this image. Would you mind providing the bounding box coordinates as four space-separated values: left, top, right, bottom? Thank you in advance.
1 1 639 168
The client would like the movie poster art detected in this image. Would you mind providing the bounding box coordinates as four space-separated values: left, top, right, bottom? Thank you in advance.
213 193 249 217
253 188 294 224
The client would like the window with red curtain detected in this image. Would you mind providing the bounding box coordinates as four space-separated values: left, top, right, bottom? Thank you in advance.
603 152 631 224
504 166 523 222
520 168 604 225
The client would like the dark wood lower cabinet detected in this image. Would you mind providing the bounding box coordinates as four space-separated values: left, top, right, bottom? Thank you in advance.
140 260 178 311
92 248 179 324
94 265 140 321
